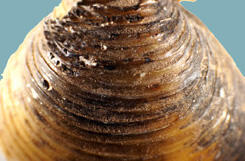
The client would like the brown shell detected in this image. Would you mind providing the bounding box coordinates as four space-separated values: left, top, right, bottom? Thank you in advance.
0 0 245 161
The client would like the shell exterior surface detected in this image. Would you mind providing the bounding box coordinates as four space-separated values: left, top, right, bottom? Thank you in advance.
0 0 245 161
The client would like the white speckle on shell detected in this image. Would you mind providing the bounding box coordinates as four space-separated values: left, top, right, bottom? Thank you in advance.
220 88 225 98
102 45 108 51
48 86 53 91
140 73 146 78
27 97 31 103
31 88 39 99
140 0 157 7
79 56 97 67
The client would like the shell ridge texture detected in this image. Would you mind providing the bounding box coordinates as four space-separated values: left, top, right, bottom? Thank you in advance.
0 0 245 161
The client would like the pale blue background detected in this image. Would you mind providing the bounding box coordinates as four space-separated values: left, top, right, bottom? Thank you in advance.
0 0 244 78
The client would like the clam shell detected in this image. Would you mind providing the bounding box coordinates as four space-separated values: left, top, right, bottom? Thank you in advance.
0 0 245 161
